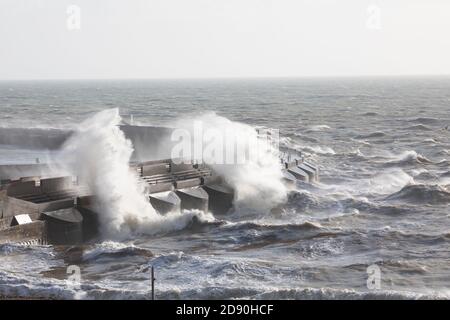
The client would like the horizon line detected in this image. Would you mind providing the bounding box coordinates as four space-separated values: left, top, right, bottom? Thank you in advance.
1 74 450 82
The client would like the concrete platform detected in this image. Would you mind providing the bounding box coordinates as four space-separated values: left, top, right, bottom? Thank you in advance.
149 191 181 214
202 184 234 215
175 187 209 212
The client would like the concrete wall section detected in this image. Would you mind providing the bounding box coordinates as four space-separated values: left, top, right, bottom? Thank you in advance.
142 163 170 176
2 197 40 218
40 177 73 193
176 187 209 212
202 184 234 215
0 221 47 245
175 178 202 189
6 180 40 197
147 182 174 194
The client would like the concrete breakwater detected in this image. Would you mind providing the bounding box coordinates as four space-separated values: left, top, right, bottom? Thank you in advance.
0 157 318 245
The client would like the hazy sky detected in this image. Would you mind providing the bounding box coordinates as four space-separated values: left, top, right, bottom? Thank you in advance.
1 0 450 79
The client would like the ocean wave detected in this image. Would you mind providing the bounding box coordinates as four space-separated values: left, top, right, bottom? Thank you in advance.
336 197 410 216
436 159 450 168
354 132 386 139
157 286 449 300
360 112 379 117
305 125 331 132
380 259 429 274
372 228 450 244
408 117 440 125
302 145 336 155
2 281 446 300
293 133 319 143
150 251 186 267
157 286 260 300
0 243 55 259
385 184 450 204
285 189 320 208
0 127 71 150
404 124 433 131
82 241 153 262
337 148 368 161
286 171 413 210
0 267 112 300
347 148 365 157
249 287 449 300
412 170 438 182
223 220 324 234
353 169 413 196
201 217 339 250
2 264 448 300
383 150 432 167
0 243 40 254
280 137 335 156
440 171 450 178
424 138 438 143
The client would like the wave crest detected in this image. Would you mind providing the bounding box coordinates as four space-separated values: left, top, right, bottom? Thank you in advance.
385 184 450 204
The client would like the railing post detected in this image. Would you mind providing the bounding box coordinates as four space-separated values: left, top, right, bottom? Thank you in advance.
151 265 155 300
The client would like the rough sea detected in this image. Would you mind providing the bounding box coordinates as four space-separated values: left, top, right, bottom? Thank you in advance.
1 77 450 299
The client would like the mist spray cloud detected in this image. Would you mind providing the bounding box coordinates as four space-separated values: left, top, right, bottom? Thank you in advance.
58 108 212 239
172 112 288 211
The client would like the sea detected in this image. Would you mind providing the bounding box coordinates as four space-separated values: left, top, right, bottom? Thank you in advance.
0 77 449 299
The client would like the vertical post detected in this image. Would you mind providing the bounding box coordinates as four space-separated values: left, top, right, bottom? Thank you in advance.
151 265 155 300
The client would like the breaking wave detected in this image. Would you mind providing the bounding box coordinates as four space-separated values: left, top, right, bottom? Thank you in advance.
223 220 323 234
56 109 215 239
305 125 331 132
383 150 432 167
281 138 335 156
2 275 447 300
302 145 336 155
246 287 449 300
293 133 319 143
385 184 450 204
82 241 153 262
172 112 288 211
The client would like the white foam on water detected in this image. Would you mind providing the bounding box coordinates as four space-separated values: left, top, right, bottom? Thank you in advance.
317 169 414 197
55 109 214 239
281 136 335 156
172 112 288 212
366 169 415 195
306 124 331 132
373 150 432 165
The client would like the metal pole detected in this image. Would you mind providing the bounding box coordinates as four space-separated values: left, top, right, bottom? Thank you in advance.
151 265 155 300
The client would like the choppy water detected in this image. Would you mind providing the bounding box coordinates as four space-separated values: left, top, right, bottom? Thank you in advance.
1 77 450 299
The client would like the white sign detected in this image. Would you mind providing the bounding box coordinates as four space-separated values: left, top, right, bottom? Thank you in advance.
14 214 32 225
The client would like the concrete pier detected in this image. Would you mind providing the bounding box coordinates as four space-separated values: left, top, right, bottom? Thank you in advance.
149 191 181 214
287 166 309 182
42 208 83 245
282 170 298 184
175 187 209 212
303 161 319 181
297 163 316 182
0 124 321 246
0 176 86 245
202 184 234 215
0 221 47 245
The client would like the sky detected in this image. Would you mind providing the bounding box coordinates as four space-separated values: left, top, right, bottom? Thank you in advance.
1 0 450 80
